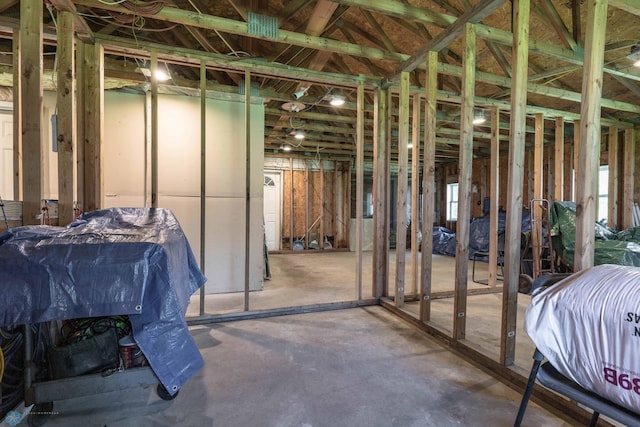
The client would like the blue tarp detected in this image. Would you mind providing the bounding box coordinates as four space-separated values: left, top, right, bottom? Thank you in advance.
432 210 532 259
0 207 206 395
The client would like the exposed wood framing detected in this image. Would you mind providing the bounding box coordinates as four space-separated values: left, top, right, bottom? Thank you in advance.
244 69 251 311
554 117 564 202
488 106 500 287
355 84 364 300
56 11 76 225
453 24 476 341
572 119 580 202
608 126 619 228
622 128 635 230
199 59 206 314
21 0 42 225
532 114 544 278
410 93 420 297
574 0 607 272
395 72 410 308
289 157 294 248
501 0 530 366
12 28 21 200
150 52 159 208
373 88 390 298
420 51 437 322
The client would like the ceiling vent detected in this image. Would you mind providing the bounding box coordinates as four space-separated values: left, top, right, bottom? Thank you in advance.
248 11 279 38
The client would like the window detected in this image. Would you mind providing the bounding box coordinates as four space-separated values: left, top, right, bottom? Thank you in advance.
446 183 459 221
597 165 608 223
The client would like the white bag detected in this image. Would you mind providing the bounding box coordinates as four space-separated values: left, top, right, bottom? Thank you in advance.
525 264 640 413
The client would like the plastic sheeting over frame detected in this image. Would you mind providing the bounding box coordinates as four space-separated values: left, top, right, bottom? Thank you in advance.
0 208 207 395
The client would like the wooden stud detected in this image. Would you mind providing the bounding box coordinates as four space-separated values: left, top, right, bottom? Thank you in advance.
244 68 251 311
290 157 294 249
75 40 85 212
532 114 544 278
488 106 500 287
574 0 607 272
454 23 476 341
420 51 438 322
410 93 420 297
333 161 338 242
622 128 635 230
572 119 580 202
395 72 410 308
356 84 364 300
320 158 325 250
56 11 76 226
608 126 618 229
20 0 43 225
554 117 565 202
199 59 207 314
12 29 21 201
305 159 310 246
501 0 530 366
150 52 159 208
373 88 389 298
384 88 391 297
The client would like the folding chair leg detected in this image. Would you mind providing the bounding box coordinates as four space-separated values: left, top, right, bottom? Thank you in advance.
514 349 545 427
588 411 600 427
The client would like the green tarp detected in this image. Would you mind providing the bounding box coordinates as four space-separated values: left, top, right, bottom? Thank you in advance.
550 201 640 267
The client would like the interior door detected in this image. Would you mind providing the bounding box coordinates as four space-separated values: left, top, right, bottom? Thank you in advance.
263 172 281 251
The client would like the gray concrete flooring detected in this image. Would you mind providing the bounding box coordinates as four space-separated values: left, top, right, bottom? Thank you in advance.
19 307 567 427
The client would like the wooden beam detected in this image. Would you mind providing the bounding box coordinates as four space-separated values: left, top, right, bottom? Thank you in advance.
56 11 76 225
574 0 607 272
501 0 530 367
48 0 93 40
532 114 544 278
454 24 476 341
372 88 389 298
388 0 507 80
539 0 578 51
395 72 410 308
199 59 206 313
150 52 159 208
487 106 500 287
554 117 565 202
609 0 640 15
608 126 619 229
21 0 43 225
622 128 635 229
355 83 364 300
244 68 251 311
12 28 21 200
420 51 437 322
410 93 420 297
80 44 103 212
572 119 580 202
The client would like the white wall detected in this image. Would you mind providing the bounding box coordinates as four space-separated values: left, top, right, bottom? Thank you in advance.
103 90 264 294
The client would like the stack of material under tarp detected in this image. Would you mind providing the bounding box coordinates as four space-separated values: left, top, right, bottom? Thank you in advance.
551 201 640 267
525 264 640 414
0 207 206 396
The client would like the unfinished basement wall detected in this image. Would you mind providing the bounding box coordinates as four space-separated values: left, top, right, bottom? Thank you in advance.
272 157 350 250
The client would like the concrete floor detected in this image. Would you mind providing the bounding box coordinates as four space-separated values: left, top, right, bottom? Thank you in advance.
16 307 567 427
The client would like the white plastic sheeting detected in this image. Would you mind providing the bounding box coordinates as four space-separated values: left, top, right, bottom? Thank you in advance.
526 265 640 413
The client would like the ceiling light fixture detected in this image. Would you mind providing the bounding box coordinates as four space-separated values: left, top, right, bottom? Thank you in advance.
292 87 309 100
329 94 346 106
294 130 305 140
138 62 171 82
281 144 292 152
473 110 486 125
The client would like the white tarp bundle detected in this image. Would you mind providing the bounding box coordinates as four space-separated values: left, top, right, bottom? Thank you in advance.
525 264 640 414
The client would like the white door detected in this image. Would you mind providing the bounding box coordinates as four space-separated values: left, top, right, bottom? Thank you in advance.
263 172 281 251
0 112 13 200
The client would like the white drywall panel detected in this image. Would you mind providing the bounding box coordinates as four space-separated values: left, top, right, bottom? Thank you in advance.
104 91 146 205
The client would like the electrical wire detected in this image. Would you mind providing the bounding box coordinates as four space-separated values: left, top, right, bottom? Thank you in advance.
0 346 4 383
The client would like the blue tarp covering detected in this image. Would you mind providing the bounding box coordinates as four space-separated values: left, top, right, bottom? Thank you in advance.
0 207 206 395
432 211 532 259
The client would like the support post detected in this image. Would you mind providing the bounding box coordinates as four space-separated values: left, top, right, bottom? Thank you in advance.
395 72 410 308
554 117 565 202
12 29 21 201
244 69 251 311
501 0 530 366
420 51 438 322
355 84 364 300
21 0 43 225
488 106 500 287
410 93 420 297
622 128 635 230
574 0 607 272
372 88 389 298
199 59 207 315
454 23 476 340
56 11 76 225
608 126 618 229
150 52 158 208
532 114 544 278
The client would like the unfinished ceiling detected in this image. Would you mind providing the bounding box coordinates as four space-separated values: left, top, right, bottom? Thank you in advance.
2 0 640 163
